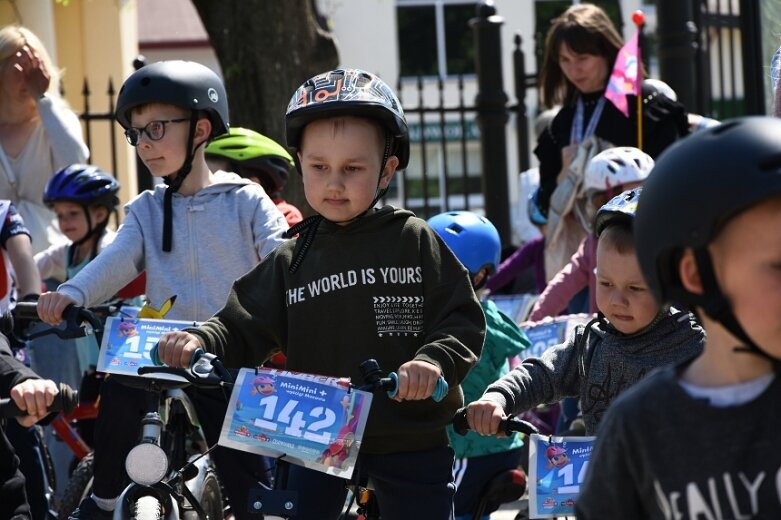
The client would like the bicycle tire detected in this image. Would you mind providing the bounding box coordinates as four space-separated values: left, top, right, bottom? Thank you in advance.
57 453 94 520
134 495 162 520
35 425 58 493
183 469 223 520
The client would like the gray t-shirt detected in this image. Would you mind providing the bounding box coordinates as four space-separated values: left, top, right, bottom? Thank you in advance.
577 365 781 519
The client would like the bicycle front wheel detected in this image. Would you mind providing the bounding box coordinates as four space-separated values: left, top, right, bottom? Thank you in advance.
57 452 94 520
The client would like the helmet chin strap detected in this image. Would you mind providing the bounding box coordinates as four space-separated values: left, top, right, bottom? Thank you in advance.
70 206 110 265
693 248 781 369
72 207 95 247
161 111 199 252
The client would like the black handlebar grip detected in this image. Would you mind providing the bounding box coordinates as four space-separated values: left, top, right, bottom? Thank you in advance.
0 382 78 419
500 416 540 436
11 301 40 321
451 407 540 437
452 407 470 436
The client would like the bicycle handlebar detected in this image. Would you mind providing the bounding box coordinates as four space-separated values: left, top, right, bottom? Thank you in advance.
355 359 449 402
137 350 234 390
7 302 104 341
451 406 539 437
141 355 446 401
0 382 78 419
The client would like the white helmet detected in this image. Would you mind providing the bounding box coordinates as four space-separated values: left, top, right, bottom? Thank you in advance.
583 147 654 194
576 147 654 233
644 78 678 102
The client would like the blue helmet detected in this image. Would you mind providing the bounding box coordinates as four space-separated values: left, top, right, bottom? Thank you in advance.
528 187 548 226
43 164 120 210
427 211 501 275
594 187 641 237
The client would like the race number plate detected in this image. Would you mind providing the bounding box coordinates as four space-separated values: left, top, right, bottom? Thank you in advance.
520 314 594 360
220 367 373 479
96 316 196 381
528 433 596 517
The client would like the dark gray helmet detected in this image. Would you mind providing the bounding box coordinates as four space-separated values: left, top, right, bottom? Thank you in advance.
115 60 229 137
635 116 781 308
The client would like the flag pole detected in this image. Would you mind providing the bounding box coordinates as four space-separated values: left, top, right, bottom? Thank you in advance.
633 10 646 151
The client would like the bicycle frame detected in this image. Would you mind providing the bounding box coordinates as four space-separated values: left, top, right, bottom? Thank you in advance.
113 376 220 520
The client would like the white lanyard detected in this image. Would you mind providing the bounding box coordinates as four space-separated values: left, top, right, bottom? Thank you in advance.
570 96 606 145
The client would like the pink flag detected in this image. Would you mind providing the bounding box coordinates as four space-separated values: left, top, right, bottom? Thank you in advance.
605 31 640 117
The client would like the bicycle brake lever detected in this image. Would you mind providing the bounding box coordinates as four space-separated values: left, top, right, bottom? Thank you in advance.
138 351 231 389
137 365 195 381
25 305 102 341
25 322 86 340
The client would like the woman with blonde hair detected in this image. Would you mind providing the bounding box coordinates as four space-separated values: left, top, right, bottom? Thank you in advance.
0 25 89 254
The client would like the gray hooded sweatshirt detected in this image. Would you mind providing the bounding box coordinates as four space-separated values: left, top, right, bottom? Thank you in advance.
58 171 288 321
482 309 705 434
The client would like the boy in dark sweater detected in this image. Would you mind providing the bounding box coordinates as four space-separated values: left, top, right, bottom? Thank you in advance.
577 117 781 518
464 188 704 436
157 68 485 519
1 335 60 520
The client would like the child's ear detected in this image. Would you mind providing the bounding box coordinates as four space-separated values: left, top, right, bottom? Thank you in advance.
678 249 704 295
194 117 212 146
92 206 110 225
379 155 399 188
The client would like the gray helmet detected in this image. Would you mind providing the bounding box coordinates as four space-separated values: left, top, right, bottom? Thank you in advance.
115 60 229 137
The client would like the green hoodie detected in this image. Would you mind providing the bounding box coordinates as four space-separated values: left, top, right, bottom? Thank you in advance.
190 206 485 454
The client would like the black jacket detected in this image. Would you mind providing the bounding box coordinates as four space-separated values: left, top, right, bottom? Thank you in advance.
1 335 38 520
534 82 689 215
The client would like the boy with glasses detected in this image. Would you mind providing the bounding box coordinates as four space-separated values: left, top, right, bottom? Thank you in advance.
37 60 288 519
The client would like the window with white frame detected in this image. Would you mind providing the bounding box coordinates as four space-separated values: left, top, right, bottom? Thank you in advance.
396 0 478 78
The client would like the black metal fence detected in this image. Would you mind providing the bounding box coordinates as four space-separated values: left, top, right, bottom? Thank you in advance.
691 0 765 118
77 78 119 175
392 76 480 220
388 2 533 244
657 0 767 119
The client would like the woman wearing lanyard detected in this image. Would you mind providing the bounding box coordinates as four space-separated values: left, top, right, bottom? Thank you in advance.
533 4 688 222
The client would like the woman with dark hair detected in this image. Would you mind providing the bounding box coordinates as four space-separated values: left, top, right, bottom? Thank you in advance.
534 4 688 221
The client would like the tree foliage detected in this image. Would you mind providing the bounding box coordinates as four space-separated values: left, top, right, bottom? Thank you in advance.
190 0 339 214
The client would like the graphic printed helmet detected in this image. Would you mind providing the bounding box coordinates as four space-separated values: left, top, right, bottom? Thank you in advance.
44 164 120 211
205 128 294 197
427 211 501 276
115 60 228 138
285 68 409 169
635 116 781 363
575 147 653 233
594 187 641 238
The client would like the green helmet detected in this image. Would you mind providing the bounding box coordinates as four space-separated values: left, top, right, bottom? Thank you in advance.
205 128 294 196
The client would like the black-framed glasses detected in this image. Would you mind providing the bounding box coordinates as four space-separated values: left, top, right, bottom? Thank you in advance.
124 119 188 146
